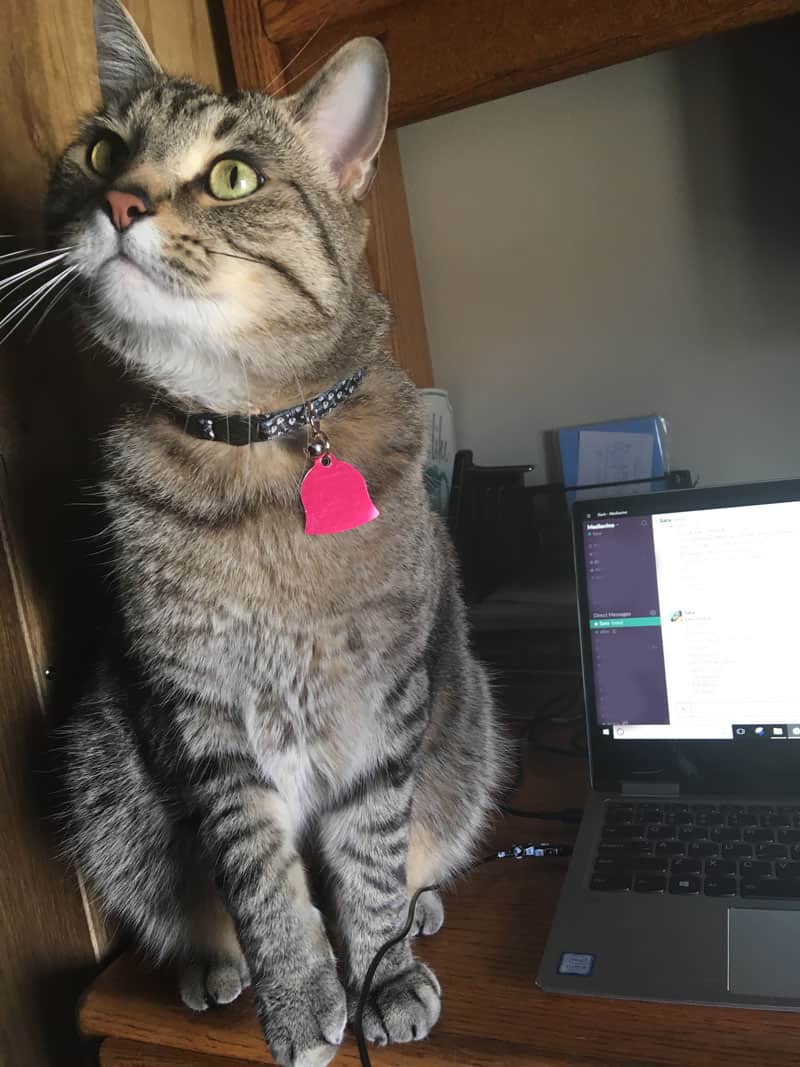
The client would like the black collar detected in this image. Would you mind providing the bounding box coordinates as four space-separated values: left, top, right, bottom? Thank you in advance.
179 368 365 446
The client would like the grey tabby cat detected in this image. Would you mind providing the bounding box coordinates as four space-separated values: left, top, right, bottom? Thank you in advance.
55 2 504 1065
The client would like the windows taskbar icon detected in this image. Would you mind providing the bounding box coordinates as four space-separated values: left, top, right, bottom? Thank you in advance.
732 724 800 740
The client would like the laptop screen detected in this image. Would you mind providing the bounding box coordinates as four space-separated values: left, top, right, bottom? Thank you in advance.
581 498 800 742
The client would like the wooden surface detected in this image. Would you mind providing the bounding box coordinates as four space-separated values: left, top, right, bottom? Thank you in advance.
0 484 99 1067
249 0 800 128
80 696 800 1067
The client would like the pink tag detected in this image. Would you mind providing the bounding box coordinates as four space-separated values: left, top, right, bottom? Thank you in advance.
301 453 379 535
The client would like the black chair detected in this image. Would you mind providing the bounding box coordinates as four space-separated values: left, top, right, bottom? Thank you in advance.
448 450 580 672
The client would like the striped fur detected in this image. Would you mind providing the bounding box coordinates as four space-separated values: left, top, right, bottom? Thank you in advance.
55 4 505 1065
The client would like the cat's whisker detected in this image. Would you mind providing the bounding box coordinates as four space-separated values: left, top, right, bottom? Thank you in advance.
0 251 70 293
0 245 71 264
28 266 78 339
265 15 331 92
278 38 346 95
207 249 263 267
0 266 77 346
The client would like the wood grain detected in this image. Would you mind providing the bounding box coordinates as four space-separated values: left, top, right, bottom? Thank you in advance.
248 0 800 128
259 0 403 42
0 485 98 1067
364 131 433 387
222 0 288 90
79 711 800 1067
100 1038 265 1067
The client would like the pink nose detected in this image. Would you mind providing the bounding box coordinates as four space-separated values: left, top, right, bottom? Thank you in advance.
105 190 149 231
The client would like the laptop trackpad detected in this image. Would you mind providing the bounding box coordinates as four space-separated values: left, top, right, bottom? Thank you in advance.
729 908 800 998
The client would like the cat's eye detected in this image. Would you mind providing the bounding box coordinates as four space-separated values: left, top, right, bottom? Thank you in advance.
207 158 263 201
88 135 126 176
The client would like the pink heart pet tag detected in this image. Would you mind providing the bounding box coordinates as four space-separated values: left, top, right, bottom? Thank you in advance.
301 453 379 535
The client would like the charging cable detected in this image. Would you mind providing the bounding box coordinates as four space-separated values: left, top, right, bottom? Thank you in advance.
353 841 573 1066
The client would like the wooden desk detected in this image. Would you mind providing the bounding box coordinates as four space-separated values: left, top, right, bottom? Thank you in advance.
80 728 800 1067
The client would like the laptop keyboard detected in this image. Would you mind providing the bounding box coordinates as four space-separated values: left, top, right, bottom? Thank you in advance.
591 801 800 898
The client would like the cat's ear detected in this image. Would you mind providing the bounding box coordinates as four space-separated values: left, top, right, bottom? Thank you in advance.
93 0 162 105
287 38 389 200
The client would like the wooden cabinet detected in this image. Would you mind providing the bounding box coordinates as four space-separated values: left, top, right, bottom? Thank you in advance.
227 0 800 127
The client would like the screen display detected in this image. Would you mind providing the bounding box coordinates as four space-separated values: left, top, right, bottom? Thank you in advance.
582 500 800 741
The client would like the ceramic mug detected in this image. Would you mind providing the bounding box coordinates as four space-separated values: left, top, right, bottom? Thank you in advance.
419 388 456 515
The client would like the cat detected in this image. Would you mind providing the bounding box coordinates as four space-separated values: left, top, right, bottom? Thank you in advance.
53 2 505 1065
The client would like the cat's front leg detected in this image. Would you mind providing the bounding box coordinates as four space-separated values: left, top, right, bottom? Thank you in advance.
321 772 442 1046
195 765 346 1067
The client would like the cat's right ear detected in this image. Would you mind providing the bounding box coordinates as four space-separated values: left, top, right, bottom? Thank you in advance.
93 0 162 105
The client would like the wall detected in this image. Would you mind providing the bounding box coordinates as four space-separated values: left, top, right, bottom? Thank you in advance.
398 19 800 486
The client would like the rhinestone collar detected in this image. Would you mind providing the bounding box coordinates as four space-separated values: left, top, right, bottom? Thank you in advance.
179 368 365 447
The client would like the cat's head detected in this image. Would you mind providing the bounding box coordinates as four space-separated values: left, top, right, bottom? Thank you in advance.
47 0 390 410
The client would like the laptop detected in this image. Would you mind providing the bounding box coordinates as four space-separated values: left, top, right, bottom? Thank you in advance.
537 478 800 1009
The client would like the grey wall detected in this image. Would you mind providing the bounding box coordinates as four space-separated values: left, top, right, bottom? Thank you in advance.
398 20 800 486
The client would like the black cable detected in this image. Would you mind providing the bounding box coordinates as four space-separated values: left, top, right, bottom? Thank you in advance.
352 843 572 1066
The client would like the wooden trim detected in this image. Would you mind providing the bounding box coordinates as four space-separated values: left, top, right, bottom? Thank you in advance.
259 0 403 42
222 0 287 90
254 0 800 128
365 131 433 387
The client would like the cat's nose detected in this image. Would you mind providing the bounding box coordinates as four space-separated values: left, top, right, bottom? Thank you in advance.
104 190 152 232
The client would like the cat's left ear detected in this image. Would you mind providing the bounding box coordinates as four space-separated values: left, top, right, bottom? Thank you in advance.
287 38 389 200
94 0 162 105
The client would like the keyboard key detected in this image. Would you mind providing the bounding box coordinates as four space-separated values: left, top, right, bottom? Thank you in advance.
756 843 789 860
706 859 737 878
671 858 702 876
629 857 669 873
762 814 792 828
778 829 800 844
775 861 800 879
590 874 632 892
597 842 652 859
743 827 775 843
728 813 759 828
638 806 664 822
711 827 742 843
688 840 720 858
722 842 753 859
704 878 737 897
749 805 774 816
647 825 678 840
669 875 701 895
602 826 647 841
741 877 800 899
594 856 668 875
654 840 686 856
679 826 710 841
634 874 667 893
739 860 773 878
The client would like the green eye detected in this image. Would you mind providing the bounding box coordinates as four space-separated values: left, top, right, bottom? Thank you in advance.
208 158 262 201
88 136 125 176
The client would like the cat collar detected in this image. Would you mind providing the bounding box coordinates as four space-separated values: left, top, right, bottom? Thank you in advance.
179 368 365 447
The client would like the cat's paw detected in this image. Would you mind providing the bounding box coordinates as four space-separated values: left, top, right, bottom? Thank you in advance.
412 889 444 936
259 961 347 1067
179 957 250 1010
357 960 441 1045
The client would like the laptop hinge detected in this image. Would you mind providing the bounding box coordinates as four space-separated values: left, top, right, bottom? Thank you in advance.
621 781 680 797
